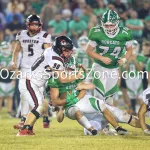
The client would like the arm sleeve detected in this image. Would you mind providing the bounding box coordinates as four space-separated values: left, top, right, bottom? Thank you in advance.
125 29 133 49
44 33 52 44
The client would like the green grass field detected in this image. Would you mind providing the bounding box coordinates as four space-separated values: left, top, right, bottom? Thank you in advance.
0 110 150 150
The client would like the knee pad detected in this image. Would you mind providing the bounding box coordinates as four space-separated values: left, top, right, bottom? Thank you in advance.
31 109 40 119
117 111 131 123
67 106 80 119
97 100 106 112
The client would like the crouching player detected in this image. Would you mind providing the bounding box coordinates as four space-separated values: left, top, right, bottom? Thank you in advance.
49 57 129 135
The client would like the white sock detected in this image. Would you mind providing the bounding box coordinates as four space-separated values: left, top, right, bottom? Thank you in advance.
77 116 91 130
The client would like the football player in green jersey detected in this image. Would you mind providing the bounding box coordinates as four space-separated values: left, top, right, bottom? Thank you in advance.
124 40 145 115
86 10 133 104
49 56 131 135
76 36 93 70
0 41 15 117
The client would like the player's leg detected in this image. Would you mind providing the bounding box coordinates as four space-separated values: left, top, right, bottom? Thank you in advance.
105 68 119 105
76 95 129 135
17 79 44 136
65 106 98 135
42 99 50 128
14 79 30 129
92 63 106 100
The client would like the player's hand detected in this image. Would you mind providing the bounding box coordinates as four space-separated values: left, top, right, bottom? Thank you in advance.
100 56 112 65
75 83 84 90
76 67 84 79
78 64 88 73
117 58 127 66
11 62 18 70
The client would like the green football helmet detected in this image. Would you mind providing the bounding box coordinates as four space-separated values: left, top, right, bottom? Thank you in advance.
132 40 139 55
77 36 89 50
101 10 120 36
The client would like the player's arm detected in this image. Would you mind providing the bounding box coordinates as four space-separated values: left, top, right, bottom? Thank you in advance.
50 88 67 106
138 102 148 131
11 40 21 69
56 107 65 123
132 58 144 71
76 82 95 91
43 33 52 49
43 43 51 49
56 67 85 83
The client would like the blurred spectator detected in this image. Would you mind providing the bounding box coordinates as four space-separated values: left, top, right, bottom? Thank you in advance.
142 16 150 42
0 12 6 42
0 0 4 12
31 0 44 15
138 0 150 20
107 3 116 11
40 0 58 30
0 12 6 26
23 0 36 19
48 12 67 39
5 15 23 41
73 0 87 19
68 12 87 46
126 10 144 42
6 4 24 24
113 0 127 12
81 5 97 30
7 0 25 13
61 1 72 21
93 0 108 17
118 9 127 27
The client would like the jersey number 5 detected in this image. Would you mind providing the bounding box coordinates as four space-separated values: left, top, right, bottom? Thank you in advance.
28 44 34 56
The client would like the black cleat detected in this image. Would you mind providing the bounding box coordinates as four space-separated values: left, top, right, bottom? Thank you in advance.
115 126 129 135
91 129 98 136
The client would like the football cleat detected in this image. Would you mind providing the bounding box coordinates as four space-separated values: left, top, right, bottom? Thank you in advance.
13 121 24 130
144 129 150 135
91 129 98 136
115 126 129 135
43 120 50 128
16 129 35 136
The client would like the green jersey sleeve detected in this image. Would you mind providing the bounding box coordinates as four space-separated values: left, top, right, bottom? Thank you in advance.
146 58 150 72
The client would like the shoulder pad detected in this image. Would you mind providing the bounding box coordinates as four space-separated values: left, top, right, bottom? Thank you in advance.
43 32 49 38
52 56 64 66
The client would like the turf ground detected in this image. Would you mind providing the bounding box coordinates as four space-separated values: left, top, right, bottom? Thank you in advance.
0 109 150 150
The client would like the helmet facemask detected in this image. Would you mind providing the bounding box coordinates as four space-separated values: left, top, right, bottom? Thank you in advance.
101 20 119 36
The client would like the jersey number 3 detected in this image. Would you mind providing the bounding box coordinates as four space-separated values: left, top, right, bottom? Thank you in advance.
28 44 34 56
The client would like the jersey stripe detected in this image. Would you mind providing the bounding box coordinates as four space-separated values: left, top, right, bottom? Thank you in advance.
43 33 49 38
52 56 64 66
26 79 39 110
108 10 111 21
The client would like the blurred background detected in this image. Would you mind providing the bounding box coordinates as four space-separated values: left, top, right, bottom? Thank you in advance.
0 0 150 118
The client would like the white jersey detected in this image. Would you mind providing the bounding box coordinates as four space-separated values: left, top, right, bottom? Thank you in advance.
142 88 150 108
16 30 51 69
26 47 64 87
